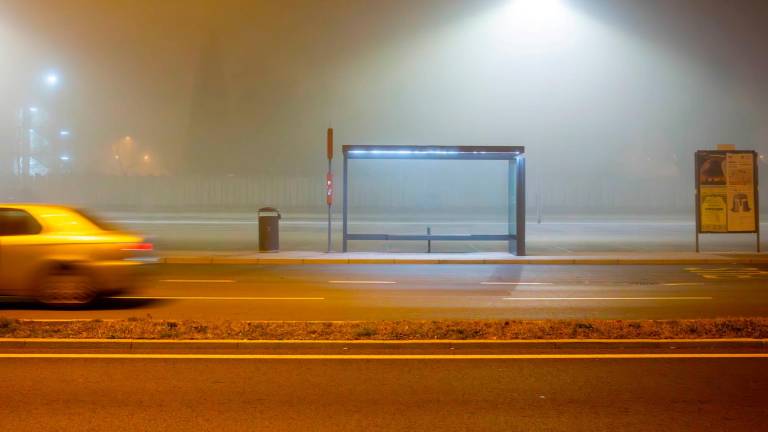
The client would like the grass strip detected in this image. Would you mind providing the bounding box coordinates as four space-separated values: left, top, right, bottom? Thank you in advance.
1 317 768 340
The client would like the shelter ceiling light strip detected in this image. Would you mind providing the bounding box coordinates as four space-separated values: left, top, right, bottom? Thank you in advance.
347 150 514 155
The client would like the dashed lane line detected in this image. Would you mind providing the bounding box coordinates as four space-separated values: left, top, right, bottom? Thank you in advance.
502 297 712 301
112 296 325 301
160 280 236 283
328 281 397 284
482 282 553 285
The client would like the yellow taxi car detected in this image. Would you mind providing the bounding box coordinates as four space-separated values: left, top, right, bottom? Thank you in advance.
0 204 153 306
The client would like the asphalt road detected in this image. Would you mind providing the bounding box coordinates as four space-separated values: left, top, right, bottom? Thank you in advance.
1 354 766 431
1 264 768 320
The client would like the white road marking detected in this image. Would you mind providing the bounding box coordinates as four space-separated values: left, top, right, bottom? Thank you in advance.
482 282 553 285
0 353 765 359
160 279 236 283
112 296 325 301
687 268 760 272
697 271 764 275
16 319 119 322
328 280 397 284
502 297 712 301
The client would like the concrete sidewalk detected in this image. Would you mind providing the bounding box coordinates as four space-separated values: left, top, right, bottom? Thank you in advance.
158 250 768 265
101 211 768 254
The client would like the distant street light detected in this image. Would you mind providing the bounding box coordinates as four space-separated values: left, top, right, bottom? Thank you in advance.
59 130 71 137
45 72 59 87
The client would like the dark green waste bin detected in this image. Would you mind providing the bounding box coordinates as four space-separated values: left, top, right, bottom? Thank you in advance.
258 207 281 252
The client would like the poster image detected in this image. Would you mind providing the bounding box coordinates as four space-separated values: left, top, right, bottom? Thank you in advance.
698 153 726 186
700 187 728 232
724 152 756 232
726 153 754 186
727 187 756 232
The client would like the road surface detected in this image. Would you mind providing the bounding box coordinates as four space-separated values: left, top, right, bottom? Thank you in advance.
0 349 766 431
1 264 767 320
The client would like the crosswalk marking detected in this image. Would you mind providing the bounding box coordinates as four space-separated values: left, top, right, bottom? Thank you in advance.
685 267 768 280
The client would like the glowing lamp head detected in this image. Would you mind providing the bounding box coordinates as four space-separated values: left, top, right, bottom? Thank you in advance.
45 73 59 87
490 0 578 55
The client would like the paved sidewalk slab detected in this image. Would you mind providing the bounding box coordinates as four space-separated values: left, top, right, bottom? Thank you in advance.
160 251 768 265
104 212 768 254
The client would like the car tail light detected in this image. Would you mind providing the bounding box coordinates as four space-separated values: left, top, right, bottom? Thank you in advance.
122 242 154 251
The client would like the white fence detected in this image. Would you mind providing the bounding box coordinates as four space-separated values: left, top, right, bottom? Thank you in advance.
0 174 709 217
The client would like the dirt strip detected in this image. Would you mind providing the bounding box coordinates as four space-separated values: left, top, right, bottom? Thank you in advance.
2 317 768 340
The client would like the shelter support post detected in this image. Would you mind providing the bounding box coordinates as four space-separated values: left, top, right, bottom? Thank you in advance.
343 156 349 252
515 156 526 256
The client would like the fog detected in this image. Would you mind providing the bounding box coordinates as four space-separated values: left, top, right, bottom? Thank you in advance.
2 0 767 219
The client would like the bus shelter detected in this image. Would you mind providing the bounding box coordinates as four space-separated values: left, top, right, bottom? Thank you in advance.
342 145 526 255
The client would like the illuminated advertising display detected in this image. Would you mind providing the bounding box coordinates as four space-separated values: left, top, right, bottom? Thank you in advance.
695 150 758 235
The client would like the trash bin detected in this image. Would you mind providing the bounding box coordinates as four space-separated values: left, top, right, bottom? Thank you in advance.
258 207 281 252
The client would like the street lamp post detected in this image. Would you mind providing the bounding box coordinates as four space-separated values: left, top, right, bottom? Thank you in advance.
16 70 63 178
112 136 135 175
19 108 33 177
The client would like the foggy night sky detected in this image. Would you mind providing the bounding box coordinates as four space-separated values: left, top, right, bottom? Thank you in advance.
2 0 767 185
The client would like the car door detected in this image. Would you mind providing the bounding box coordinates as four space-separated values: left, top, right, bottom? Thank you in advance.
0 208 45 295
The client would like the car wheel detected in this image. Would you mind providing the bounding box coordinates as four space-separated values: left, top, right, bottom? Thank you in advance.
38 270 96 307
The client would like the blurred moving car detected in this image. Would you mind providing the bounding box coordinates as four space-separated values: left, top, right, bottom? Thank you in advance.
0 204 153 306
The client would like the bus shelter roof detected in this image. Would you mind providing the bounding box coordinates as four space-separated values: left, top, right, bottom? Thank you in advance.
342 145 524 160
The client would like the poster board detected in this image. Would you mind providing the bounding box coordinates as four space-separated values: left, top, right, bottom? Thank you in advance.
695 150 759 249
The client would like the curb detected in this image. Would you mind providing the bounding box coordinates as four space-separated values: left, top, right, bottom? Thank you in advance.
161 256 768 265
2 338 767 351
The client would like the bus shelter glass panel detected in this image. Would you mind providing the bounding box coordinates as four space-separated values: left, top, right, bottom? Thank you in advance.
342 145 526 255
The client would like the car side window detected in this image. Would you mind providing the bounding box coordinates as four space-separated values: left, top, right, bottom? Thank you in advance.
0 209 43 236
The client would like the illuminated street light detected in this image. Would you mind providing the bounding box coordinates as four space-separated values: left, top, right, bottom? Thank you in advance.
143 154 150 162
59 155 71 161
59 130 71 137
29 107 38 113
45 72 59 87
482 0 579 55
